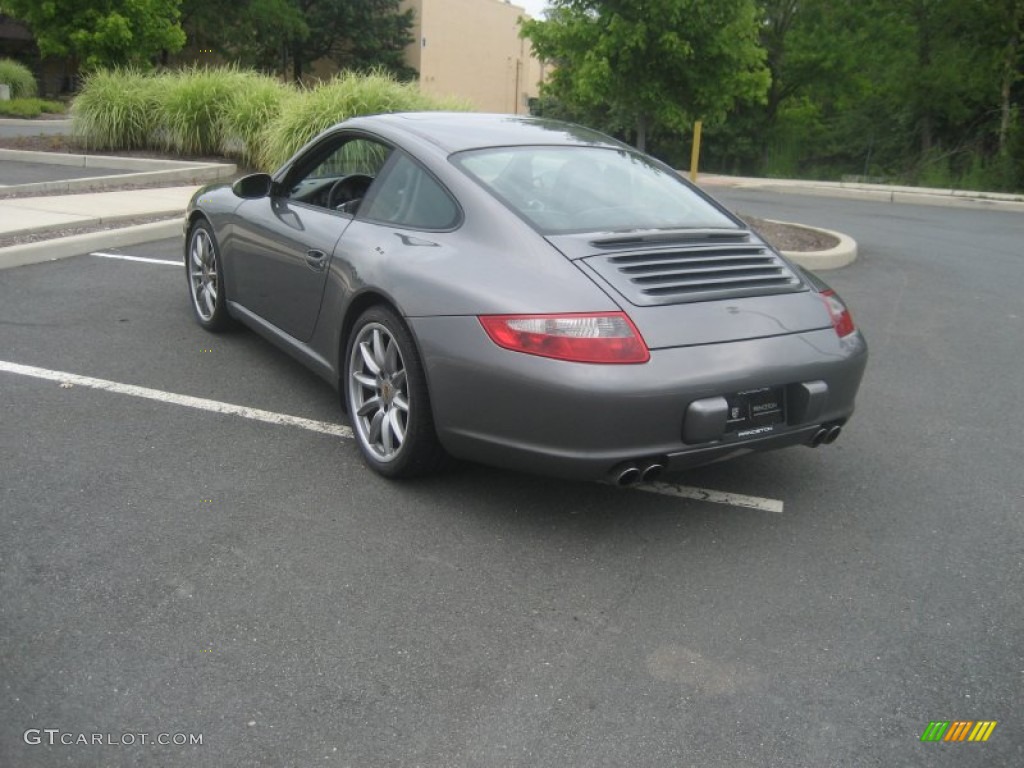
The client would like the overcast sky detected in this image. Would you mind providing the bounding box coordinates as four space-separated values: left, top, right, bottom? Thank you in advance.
513 0 549 20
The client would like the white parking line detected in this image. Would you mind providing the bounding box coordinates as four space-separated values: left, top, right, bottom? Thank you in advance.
0 360 351 438
633 481 784 514
1 359 783 512
90 251 182 266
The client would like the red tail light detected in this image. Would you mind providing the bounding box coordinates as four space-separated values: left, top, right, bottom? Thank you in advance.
478 312 650 364
821 290 856 338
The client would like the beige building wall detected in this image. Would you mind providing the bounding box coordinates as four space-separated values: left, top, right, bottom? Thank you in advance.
402 0 542 114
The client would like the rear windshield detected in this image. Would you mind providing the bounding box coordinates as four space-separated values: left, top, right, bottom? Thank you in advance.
452 146 738 234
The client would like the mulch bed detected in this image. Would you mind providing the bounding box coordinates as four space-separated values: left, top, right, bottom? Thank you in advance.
740 215 839 252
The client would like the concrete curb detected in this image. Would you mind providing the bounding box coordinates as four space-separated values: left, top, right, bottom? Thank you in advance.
1 148 221 170
5 207 180 239
0 149 235 195
774 220 858 271
767 183 1024 212
700 174 1024 212
0 220 181 270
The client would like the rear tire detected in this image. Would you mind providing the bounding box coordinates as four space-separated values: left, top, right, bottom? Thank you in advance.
186 219 230 332
345 306 446 478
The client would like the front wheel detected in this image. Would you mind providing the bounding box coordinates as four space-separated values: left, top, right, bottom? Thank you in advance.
186 219 230 331
345 306 446 478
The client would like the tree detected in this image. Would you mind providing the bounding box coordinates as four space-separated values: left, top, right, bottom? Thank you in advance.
521 0 769 151
699 0 1023 189
180 0 307 74
180 0 414 82
814 0 1018 180
3 0 185 68
980 0 1023 154
703 0 847 173
288 0 415 81
750 0 888 175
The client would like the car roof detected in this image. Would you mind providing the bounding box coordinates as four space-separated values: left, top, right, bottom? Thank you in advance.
342 112 631 154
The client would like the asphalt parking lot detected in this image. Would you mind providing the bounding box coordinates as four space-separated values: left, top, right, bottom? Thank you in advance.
2 192 1022 766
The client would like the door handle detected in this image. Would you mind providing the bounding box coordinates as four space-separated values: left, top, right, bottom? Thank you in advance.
305 249 327 271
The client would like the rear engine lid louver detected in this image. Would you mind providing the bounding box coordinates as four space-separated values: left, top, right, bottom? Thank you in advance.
582 234 806 307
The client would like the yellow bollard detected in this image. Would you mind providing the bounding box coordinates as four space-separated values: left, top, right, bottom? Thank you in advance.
689 120 703 183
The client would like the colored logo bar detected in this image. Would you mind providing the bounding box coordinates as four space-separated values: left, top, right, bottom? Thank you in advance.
920 721 997 742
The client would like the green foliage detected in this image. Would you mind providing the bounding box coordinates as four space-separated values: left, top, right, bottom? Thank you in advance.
0 57 38 98
61 0 1024 193
179 0 415 82
259 70 456 170
218 74 296 167
180 0 307 73
71 68 164 150
523 0 769 151
2 0 186 69
70 66 463 169
696 0 1024 192
0 98 65 118
156 65 255 156
290 0 416 80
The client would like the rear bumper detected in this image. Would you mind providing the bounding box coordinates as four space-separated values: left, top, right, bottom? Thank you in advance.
409 316 867 482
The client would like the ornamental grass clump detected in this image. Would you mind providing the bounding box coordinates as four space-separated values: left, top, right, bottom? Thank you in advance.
71 68 163 150
0 57 37 98
218 73 294 167
73 66 470 165
259 70 461 171
156 65 254 157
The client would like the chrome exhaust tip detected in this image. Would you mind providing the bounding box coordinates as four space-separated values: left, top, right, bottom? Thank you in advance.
823 425 842 444
615 465 642 486
810 428 828 448
641 463 664 483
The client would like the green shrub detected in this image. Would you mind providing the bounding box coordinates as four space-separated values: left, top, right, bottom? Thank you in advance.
259 70 463 171
949 151 1019 194
71 68 163 150
156 65 256 156
0 57 37 98
71 65 471 165
0 97 64 118
914 149 955 189
218 73 294 167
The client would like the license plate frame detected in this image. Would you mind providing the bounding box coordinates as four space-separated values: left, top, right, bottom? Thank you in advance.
724 386 786 435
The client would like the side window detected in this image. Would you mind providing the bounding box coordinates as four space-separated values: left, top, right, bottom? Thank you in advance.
360 153 460 230
285 137 391 213
306 139 389 179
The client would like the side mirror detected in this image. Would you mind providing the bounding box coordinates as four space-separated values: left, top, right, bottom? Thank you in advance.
232 173 274 199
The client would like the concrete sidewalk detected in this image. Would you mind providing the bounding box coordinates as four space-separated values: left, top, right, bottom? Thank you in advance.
0 185 199 237
0 186 199 269
0 147 224 267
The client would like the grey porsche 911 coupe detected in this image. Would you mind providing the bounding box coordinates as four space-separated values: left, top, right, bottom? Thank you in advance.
184 112 867 484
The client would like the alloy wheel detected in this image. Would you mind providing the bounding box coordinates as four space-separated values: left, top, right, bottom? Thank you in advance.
189 227 218 322
348 322 410 462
